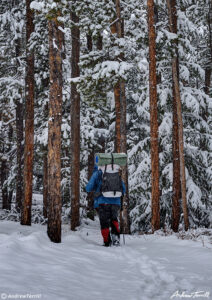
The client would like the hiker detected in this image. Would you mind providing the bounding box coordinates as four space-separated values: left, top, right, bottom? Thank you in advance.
86 164 126 247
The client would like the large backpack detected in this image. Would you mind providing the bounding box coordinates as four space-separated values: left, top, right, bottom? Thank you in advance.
101 161 123 198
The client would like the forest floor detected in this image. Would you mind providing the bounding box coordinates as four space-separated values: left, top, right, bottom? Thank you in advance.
0 218 212 300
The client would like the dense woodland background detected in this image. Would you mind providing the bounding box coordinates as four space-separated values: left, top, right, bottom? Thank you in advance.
0 0 211 242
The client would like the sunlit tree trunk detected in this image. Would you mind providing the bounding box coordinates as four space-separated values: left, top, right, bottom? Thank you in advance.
70 11 80 231
47 16 63 243
167 0 189 231
21 0 34 225
147 0 160 231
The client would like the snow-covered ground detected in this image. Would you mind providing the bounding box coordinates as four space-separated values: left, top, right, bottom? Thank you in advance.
0 219 211 300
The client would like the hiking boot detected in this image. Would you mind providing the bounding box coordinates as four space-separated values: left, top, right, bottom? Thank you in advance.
111 233 120 246
104 234 112 247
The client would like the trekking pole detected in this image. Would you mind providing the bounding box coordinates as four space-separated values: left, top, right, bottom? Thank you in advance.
122 209 126 245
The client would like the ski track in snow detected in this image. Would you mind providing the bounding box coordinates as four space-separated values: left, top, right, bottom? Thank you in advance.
0 219 212 300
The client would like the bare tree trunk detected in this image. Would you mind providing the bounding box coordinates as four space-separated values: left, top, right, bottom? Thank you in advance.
21 0 34 225
1 158 9 210
165 0 181 232
16 100 24 212
167 0 189 231
97 33 103 50
111 0 130 234
86 34 95 220
204 68 211 95
70 11 80 231
15 32 24 213
172 83 181 232
87 33 92 52
204 1 212 95
147 0 160 231
43 152 48 219
87 148 95 220
47 17 63 243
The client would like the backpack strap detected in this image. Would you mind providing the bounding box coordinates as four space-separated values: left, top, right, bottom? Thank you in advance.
111 153 114 171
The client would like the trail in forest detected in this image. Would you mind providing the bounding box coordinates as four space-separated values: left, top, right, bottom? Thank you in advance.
0 219 211 300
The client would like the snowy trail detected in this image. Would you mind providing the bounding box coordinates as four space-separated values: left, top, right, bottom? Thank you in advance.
0 220 212 300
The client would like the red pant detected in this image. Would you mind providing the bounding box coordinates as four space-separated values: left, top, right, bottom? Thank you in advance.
98 204 120 242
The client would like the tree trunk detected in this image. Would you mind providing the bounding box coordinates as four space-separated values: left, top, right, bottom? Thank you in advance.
97 33 103 51
16 101 24 212
1 158 9 210
87 33 92 52
147 0 160 231
87 148 95 220
15 31 24 213
70 11 80 231
21 0 34 225
204 2 212 95
204 68 211 95
43 152 48 219
86 34 95 220
172 82 181 232
165 0 181 232
47 17 63 243
167 0 189 231
112 0 130 234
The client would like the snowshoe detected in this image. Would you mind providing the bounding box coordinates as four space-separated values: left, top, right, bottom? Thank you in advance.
111 233 120 246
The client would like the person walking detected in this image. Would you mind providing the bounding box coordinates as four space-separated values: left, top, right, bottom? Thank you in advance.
86 164 125 246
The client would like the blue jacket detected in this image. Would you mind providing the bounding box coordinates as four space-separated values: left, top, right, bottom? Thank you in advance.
86 165 126 208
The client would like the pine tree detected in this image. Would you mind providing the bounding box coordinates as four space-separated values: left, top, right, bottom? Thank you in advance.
47 11 63 243
111 0 130 234
70 9 80 231
165 0 181 232
14 0 24 213
147 0 160 231
167 0 189 231
21 0 35 225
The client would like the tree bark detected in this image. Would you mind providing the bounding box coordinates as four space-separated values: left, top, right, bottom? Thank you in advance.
47 17 63 243
172 82 181 232
1 158 9 210
204 68 211 95
16 100 24 212
21 0 34 225
97 33 103 51
111 0 130 234
147 0 160 231
43 152 48 219
204 2 212 95
86 34 95 220
70 11 80 231
167 0 189 231
165 0 181 232
15 36 24 212
87 148 95 220
87 33 92 52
